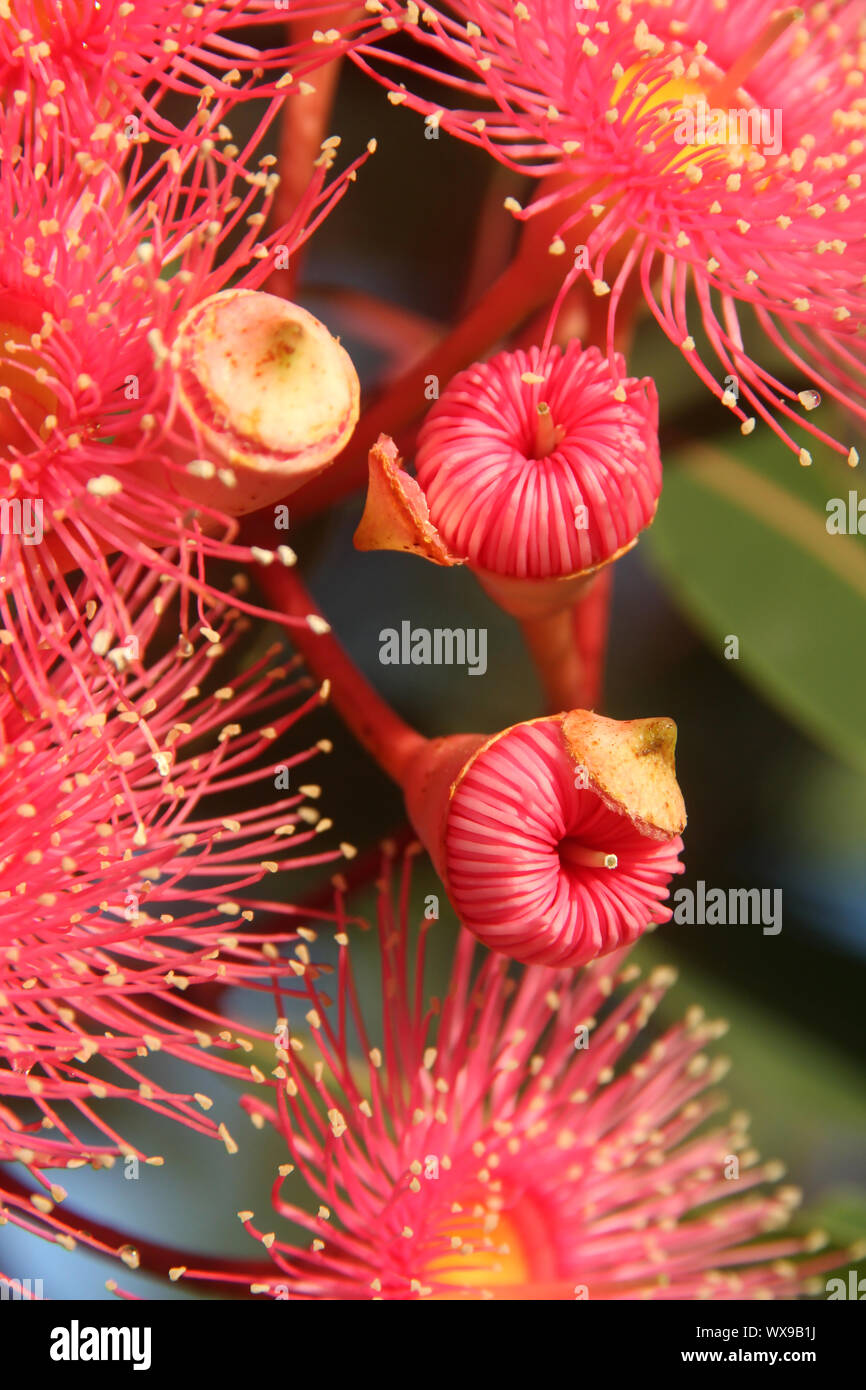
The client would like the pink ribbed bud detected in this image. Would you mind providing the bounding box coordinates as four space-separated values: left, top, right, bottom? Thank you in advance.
355 344 661 627
403 710 685 968
415 343 661 580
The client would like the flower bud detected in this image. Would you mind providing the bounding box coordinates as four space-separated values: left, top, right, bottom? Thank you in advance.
174 289 360 513
402 710 686 967
355 341 661 617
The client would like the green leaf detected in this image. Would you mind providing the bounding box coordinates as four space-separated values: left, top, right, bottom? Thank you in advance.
647 437 866 772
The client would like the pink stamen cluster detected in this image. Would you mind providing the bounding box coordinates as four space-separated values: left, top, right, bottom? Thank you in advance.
347 0 866 463
0 102 367 700
180 851 838 1301
0 0 373 150
0 559 352 1180
0 0 373 1283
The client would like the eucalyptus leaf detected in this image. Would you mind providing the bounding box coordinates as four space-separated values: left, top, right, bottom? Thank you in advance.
647 439 866 772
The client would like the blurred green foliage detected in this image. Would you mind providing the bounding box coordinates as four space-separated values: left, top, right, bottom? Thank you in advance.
648 429 866 772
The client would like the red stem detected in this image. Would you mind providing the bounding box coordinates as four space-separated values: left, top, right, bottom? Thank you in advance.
458 164 521 313
572 566 613 709
519 605 587 714
258 565 426 786
306 285 440 369
518 558 613 715
288 247 569 520
511 249 643 714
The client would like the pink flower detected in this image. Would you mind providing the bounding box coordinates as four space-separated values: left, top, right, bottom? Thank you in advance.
442 715 683 966
354 341 659 710
414 342 660 579
0 558 354 1180
198 850 839 1301
346 1 865 464
0 0 357 148
402 711 685 967
0 106 367 698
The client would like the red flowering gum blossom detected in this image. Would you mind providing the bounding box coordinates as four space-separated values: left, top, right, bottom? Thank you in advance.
355 342 661 618
227 851 841 1301
0 559 349 1172
402 710 686 968
344 2 866 464
174 289 360 513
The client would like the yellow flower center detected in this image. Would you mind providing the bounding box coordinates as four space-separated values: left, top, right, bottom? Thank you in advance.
614 68 756 172
427 1208 532 1289
611 9 802 174
422 1189 564 1298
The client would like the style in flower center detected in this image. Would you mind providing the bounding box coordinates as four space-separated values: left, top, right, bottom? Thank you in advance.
530 400 566 460
15 0 113 50
559 836 618 873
